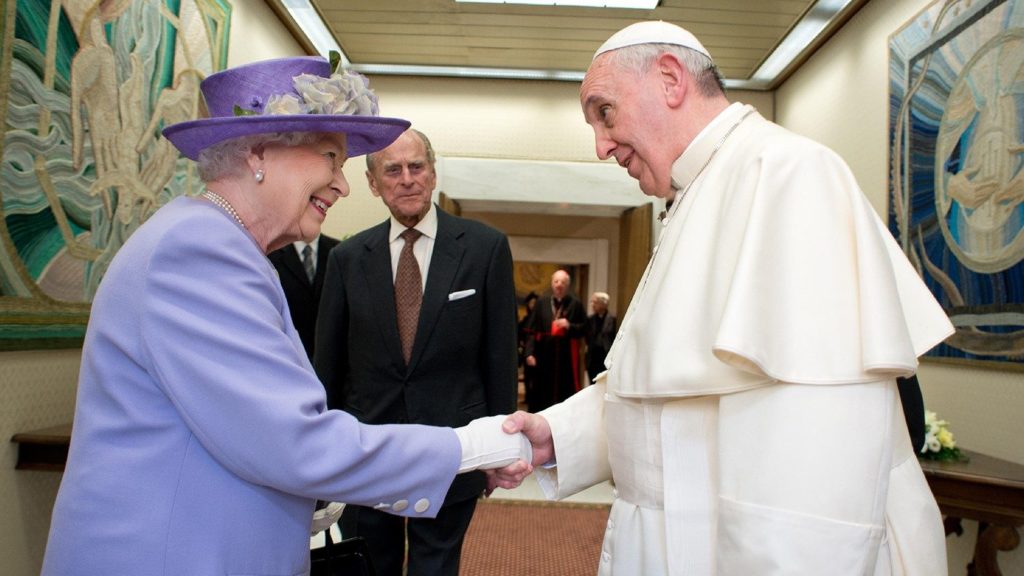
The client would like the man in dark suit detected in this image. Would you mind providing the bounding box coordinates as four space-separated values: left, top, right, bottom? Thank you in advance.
314 128 518 576
523 269 586 411
269 234 340 359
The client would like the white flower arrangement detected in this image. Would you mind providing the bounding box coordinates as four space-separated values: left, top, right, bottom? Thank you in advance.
920 410 967 462
241 51 379 118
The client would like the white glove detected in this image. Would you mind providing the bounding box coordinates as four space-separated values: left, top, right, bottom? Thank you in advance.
310 501 345 535
454 414 532 473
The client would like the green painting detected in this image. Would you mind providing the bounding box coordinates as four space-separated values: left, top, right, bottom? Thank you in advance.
0 0 230 349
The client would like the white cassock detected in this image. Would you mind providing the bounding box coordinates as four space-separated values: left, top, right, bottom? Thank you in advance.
536 104 955 576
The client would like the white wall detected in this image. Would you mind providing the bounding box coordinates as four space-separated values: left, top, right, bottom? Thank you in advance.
776 0 1024 573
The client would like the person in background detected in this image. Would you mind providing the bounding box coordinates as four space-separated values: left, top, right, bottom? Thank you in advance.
269 233 340 359
314 128 519 576
522 269 586 411
584 291 617 384
493 21 954 576
518 291 539 409
42 56 529 576
898 374 927 453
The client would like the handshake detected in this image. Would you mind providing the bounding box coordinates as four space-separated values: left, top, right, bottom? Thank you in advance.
453 412 554 491
313 412 552 534
454 414 532 473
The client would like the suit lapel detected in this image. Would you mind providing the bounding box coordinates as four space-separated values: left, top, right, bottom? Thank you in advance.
278 247 313 290
361 223 404 365
312 236 335 298
408 211 464 371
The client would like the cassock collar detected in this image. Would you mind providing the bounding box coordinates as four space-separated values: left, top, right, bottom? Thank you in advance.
670 102 752 195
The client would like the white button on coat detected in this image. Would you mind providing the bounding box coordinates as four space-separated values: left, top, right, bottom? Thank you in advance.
414 498 430 513
393 500 408 512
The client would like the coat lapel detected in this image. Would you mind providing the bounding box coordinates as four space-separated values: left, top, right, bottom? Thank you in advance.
279 247 311 289
361 223 404 365
408 211 464 371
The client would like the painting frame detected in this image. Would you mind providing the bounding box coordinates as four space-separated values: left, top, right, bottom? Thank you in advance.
888 0 1024 370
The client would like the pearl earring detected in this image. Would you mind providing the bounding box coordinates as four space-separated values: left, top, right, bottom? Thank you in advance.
254 169 265 183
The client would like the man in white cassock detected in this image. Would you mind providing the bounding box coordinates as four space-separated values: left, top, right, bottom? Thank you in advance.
491 21 955 576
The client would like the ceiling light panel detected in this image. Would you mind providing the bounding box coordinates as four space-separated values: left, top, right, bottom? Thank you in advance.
454 0 660 8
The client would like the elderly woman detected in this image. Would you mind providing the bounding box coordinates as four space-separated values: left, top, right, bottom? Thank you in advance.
42 57 528 576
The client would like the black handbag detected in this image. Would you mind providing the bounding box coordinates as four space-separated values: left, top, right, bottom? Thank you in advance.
310 531 376 576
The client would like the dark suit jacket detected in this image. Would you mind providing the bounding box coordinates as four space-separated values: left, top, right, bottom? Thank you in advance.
897 374 926 453
269 235 340 360
314 208 518 504
585 312 617 380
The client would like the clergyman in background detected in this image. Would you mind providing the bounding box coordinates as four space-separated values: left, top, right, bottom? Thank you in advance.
522 269 586 411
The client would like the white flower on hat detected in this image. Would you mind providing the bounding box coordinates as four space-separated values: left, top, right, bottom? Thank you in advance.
231 51 380 119
263 93 308 116
289 69 379 117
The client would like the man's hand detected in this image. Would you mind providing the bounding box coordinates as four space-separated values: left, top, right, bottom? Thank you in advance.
485 411 554 491
525 355 537 367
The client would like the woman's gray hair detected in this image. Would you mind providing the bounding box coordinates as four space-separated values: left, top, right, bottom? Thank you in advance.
196 132 324 182
606 43 725 97
592 291 610 305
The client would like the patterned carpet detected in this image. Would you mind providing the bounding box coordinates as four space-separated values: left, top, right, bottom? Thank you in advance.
459 499 611 576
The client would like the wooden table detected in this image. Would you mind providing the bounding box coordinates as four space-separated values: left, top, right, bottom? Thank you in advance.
919 450 1024 576
10 423 71 471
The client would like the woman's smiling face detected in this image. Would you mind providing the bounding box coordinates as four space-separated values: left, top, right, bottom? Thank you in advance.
258 132 350 250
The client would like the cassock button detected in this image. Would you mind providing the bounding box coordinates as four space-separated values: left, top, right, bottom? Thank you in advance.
414 498 430 513
393 499 408 512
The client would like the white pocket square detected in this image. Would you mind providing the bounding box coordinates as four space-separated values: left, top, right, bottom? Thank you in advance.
448 289 476 301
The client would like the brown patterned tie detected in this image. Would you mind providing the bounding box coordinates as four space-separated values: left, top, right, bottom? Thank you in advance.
395 228 423 364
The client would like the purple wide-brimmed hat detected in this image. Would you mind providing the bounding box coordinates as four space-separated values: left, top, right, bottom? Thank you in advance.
162 56 410 161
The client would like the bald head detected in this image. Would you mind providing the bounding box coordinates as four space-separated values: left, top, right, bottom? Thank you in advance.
551 269 570 299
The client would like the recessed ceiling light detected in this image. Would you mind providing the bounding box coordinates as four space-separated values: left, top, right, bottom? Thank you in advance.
748 0 856 88
454 0 659 8
280 0 345 59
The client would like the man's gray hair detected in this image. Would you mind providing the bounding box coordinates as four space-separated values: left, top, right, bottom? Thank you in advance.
607 43 725 97
196 132 322 182
592 292 610 304
365 128 436 172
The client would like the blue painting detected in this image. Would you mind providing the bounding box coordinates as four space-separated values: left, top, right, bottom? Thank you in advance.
0 0 231 349
889 0 1024 368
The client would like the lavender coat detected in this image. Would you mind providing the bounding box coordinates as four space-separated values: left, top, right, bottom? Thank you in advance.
42 196 460 576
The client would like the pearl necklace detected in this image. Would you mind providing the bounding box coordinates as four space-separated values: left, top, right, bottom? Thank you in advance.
202 191 246 229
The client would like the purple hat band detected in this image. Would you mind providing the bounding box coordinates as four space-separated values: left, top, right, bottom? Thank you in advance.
162 56 410 161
